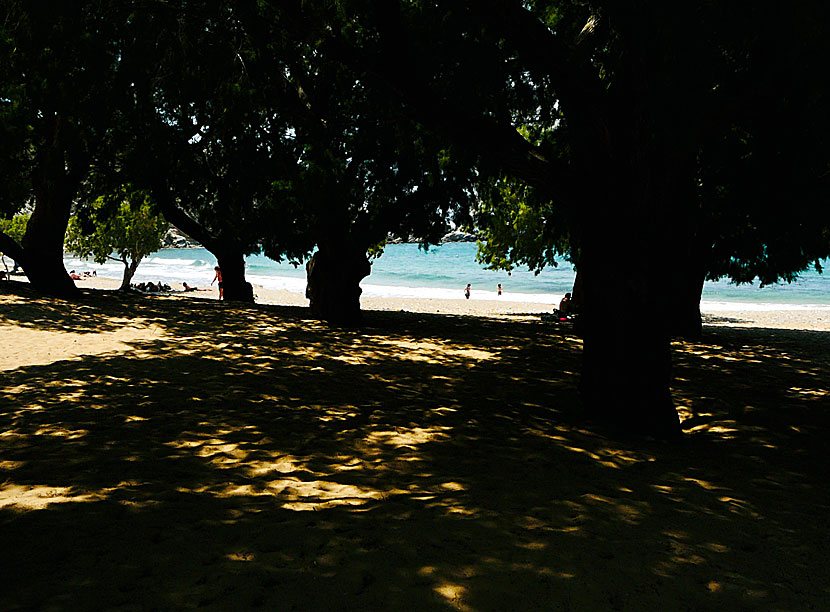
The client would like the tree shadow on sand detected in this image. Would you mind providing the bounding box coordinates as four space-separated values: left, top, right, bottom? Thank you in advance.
1 286 828 610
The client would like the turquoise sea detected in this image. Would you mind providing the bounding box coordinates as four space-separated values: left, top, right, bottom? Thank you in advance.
64 243 830 309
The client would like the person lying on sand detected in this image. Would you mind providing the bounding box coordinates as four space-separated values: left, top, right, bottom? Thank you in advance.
69 270 83 280
182 282 208 292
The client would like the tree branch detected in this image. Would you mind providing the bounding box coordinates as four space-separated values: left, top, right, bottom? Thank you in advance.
353 2 581 206
150 171 218 253
0 230 25 266
478 1 605 112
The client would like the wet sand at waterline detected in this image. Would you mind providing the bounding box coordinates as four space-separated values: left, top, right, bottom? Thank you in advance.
1 280 828 610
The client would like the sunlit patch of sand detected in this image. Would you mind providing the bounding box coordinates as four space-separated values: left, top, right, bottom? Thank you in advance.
433 581 472 611
1 323 169 370
375 339 495 362
365 425 452 448
32 425 89 439
177 479 388 511
0 484 103 509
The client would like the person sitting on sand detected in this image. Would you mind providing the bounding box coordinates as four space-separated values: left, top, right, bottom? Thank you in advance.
559 292 572 316
550 292 572 320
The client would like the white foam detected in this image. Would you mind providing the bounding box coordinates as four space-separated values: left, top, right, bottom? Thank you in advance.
63 251 829 310
247 274 307 293
701 300 830 312
247 275 561 303
143 256 201 266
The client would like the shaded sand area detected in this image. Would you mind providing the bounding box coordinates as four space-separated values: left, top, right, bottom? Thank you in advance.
1 283 829 610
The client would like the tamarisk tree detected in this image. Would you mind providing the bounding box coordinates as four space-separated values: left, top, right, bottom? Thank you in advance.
327 0 830 437
65 194 167 290
0 1 135 296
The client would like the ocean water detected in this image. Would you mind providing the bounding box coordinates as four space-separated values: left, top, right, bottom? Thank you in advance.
64 243 830 309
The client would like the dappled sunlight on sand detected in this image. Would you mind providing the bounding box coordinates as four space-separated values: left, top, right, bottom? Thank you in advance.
365 425 452 448
373 339 496 363
1 323 169 371
1 286 829 610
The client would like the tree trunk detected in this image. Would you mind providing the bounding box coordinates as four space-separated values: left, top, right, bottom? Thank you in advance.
152 182 254 304
305 237 371 325
16 116 86 298
215 250 254 303
0 232 25 267
21 186 78 298
578 224 682 439
120 258 140 291
668 266 706 340
571 268 584 313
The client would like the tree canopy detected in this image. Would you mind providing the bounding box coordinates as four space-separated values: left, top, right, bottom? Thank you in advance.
65 193 167 290
0 0 136 295
2 0 829 437
320 0 830 435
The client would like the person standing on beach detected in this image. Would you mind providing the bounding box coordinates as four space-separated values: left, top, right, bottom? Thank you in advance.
498 283 502 296
464 283 471 299
211 266 223 299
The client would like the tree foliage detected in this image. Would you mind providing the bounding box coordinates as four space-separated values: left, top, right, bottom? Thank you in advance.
322 0 830 436
0 214 29 246
464 2 830 289
65 194 167 290
4 0 829 436
0 0 137 294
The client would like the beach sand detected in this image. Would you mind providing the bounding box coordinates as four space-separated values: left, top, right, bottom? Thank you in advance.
1 279 829 610
66 273 830 329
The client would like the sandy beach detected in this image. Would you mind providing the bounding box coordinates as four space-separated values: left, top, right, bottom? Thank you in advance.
1 278 829 610
67 273 830 330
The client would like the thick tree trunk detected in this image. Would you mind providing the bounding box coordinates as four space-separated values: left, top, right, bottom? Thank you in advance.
215 250 254 303
21 187 78 298
578 229 682 439
16 117 85 298
305 237 371 324
668 266 706 340
570 268 584 313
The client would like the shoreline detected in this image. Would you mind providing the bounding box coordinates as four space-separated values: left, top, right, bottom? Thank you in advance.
40 274 830 331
